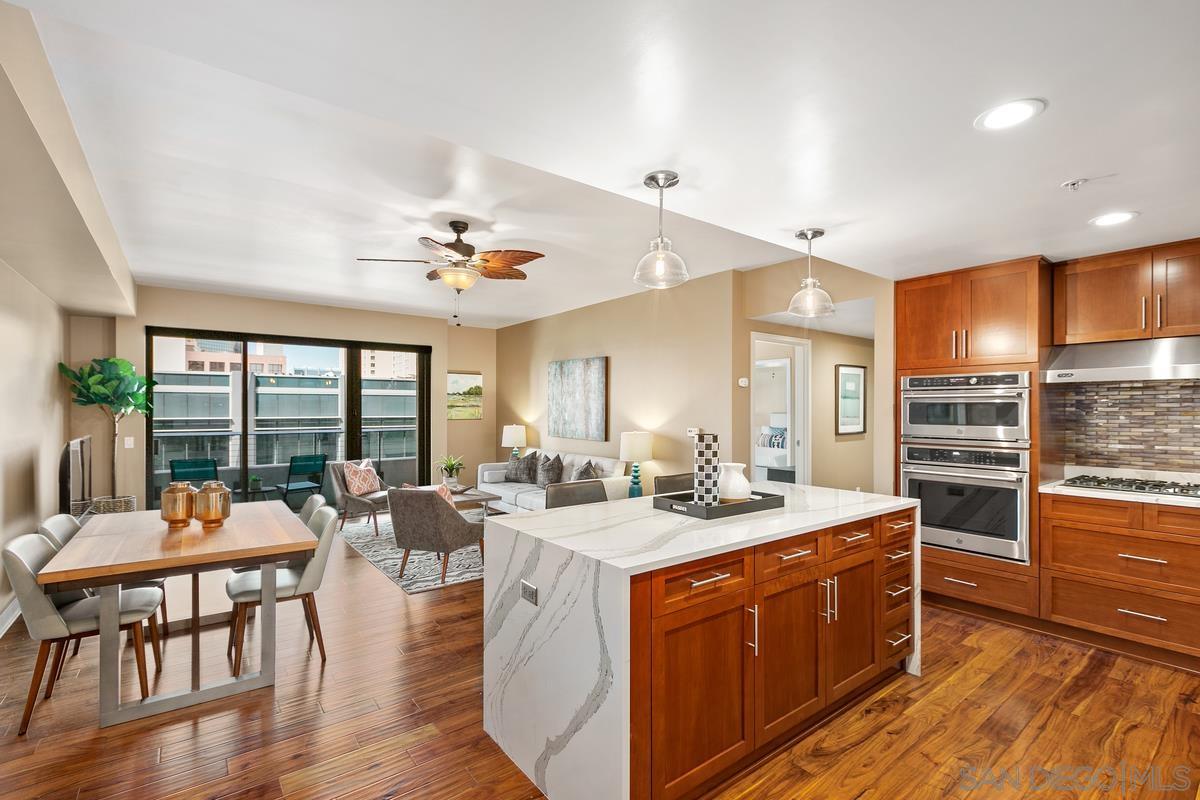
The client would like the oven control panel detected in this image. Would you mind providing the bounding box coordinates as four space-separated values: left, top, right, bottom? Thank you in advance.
903 446 1024 469
903 372 1028 389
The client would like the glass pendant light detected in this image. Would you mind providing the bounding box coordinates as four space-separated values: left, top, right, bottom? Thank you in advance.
633 170 689 289
787 227 835 318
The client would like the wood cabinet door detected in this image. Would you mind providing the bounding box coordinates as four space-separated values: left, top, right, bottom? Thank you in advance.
651 590 754 800
753 567 825 748
895 273 961 369
1153 241 1200 338
823 550 881 704
960 259 1041 364
1054 251 1153 344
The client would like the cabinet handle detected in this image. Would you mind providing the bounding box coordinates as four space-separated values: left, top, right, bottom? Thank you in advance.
819 579 832 623
838 531 871 544
886 632 912 647
951 330 957 359
1117 552 1168 565
833 575 839 621
885 549 912 561
1141 296 1147 330
778 548 813 562
962 328 969 359
885 585 912 598
887 520 914 530
1157 294 1163 329
1118 607 1167 623
688 571 731 589
746 605 759 655
943 576 977 588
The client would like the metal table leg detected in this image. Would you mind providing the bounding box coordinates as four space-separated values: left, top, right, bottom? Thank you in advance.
98 584 121 726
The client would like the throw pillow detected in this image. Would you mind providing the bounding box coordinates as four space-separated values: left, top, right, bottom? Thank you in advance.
536 454 564 488
343 459 380 496
435 483 456 506
573 460 598 481
505 450 539 483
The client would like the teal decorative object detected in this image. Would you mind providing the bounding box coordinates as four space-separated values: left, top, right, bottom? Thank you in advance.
629 462 644 498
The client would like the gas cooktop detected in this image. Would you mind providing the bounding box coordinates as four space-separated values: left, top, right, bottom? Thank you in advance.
1063 475 1200 497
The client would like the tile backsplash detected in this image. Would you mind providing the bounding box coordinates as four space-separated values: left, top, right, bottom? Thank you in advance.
1045 380 1200 471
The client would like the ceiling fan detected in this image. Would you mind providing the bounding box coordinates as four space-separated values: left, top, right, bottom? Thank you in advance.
357 220 545 291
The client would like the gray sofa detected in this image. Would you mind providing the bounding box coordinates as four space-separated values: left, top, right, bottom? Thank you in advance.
476 450 630 513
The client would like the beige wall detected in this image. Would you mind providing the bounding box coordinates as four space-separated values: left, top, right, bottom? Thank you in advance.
496 272 735 489
446 325 498 480
0 259 67 610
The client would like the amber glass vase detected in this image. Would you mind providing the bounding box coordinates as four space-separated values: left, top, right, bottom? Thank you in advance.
160 481 197 529
194 480 232 529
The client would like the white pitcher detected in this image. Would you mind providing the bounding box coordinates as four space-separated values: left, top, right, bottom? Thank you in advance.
717 462 752 502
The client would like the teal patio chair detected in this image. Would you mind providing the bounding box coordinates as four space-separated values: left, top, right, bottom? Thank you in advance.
169 458 219 486
275 454 328 507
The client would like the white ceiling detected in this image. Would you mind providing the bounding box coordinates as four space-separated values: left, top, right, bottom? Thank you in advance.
17 0 1200 322
755 297 877 341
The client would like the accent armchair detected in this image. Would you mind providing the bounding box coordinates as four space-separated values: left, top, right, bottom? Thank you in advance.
328 460 391 535
387 487 484 584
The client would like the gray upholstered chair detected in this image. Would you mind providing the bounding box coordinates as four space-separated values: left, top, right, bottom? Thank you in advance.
2 534 162 735
328 460 391 535
225 505 339 676
654 473 694 495
298 493 328 525
545 479 608 509
387 487 483 584
37 514 81 549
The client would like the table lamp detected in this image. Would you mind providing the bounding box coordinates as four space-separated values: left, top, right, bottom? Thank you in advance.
619 431 654 498
501 425 527 459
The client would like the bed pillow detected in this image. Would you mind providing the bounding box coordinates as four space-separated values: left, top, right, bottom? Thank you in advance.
343 459 380 496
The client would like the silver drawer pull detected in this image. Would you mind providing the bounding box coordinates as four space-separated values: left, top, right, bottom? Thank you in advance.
885 585 911 598
746 605 759 655
887 520 914 530
885 550 912 561
943 577 977 588
688 571 732 589
1117 553 1168 565
886 632 912 647
1118 608 1167 623
778 548 813 562
838 531 871 543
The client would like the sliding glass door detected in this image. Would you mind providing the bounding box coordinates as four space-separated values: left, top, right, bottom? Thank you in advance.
147 329 429 508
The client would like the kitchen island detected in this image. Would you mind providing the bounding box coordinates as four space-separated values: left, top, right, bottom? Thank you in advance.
483 483 920 800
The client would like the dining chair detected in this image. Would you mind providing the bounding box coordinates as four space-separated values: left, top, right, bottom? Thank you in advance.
37 514 82 549
2 534 162 735
230 494 327 575
275 454 328 507
387 487 483 583
169 458 219 485
653 472 694 495
545 479 609 509
225 505 338 676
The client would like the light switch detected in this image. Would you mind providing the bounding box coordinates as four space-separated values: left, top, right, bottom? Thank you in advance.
124 436 135 449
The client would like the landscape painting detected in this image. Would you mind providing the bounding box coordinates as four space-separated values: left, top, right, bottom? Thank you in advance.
547 356 608 441
447 372 484 420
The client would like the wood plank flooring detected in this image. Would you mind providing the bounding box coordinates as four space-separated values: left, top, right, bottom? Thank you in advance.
0 535 1197 799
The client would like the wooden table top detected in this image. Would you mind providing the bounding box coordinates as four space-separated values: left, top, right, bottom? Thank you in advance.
39 501 317 590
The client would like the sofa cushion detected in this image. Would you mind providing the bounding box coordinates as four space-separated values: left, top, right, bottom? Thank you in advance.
343 458 381 496
515 490 548 511
536 454 564 488
573 460 598 481
505 450 539 483
484 481 541 507
538 450 626 480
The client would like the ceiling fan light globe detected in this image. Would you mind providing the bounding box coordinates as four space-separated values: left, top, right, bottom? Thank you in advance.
787 278 835 318
633 237 689 289
438 265 480 291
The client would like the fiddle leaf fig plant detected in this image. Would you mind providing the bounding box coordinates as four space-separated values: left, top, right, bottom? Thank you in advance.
58 358 155 499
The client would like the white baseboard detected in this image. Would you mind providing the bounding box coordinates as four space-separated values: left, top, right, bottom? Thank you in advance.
0 597 20 639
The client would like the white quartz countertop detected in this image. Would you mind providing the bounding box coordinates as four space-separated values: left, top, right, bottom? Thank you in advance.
485 482 918 575
1039 480 1200 509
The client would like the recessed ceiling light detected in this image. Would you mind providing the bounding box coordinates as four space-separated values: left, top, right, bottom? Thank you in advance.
1089 211 1139 227
973 98 1047 130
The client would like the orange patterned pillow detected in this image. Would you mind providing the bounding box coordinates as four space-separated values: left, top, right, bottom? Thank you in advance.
435 483 456 506
343 459 380 496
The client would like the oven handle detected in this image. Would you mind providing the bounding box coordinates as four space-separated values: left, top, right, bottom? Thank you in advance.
901 389 1027 399
900 467 1026 484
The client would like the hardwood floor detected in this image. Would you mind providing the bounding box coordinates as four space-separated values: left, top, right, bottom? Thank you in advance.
1 536 1197 799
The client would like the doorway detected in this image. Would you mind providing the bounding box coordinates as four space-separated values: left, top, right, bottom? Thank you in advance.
749 332 811 484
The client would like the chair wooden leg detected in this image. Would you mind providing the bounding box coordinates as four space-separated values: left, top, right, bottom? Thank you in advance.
441 552 450 584
339 507 349 531
372 510 380 536
399 549 410 578
43 641 66 700
227 602 239 653
232 603 248 678
479 538 485 565
18 641 52 736
301 595 315 639
148 616 162 673
71 637 80 657
131 622 150 700
160 592 169 637
305 594 327 662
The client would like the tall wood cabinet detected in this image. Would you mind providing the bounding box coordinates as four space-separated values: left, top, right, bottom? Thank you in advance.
895 256 1050 370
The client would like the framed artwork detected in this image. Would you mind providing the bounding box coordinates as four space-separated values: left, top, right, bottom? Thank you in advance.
547 356 608 441
835 364 867 435
447 371 483 420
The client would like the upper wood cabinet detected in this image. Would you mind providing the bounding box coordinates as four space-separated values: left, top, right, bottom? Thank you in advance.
895 257 1048 370
1053 239 1200 344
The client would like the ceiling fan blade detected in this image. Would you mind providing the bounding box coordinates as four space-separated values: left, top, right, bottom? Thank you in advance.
356 258 440 263
473 249 545 269
418 237 463 261
425 269 442 281
478 265 528 280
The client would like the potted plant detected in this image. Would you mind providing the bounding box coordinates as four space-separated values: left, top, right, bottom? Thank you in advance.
436 454 465 488
58 357 154 514
248 474 263 492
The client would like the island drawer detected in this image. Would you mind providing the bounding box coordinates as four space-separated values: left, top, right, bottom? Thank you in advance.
652 549 754 617
881 541 913 575
1040 493 1142 529
827 517 879 559
882 617 914 664
1041 570 1200 657
1146 504 1200 538
754 531 823 583
1042 520 1200 595
880 508 916 545
923 559 1038 616
882 567 914 624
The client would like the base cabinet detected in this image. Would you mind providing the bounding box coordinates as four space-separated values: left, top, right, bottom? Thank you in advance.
754 568 824 747
823 550 881 704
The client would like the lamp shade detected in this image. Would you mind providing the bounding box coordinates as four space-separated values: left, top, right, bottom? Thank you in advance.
438 265 480 291
787 277 835 318
632 237 689 289
619 431 654 462
501 424 527 449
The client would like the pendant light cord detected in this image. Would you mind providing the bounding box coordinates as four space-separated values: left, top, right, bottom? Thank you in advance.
806 234 813 280
657 185 664 241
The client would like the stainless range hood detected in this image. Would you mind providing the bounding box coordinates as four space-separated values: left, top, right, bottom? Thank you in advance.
1042 336 1200 383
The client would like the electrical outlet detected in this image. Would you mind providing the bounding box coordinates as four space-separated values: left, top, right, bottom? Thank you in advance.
520 580 538 606
124 436 135 449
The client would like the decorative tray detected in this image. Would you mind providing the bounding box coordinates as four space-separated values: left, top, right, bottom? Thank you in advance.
652 490 785 520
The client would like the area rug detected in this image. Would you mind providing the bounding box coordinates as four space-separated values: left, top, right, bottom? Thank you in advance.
339 510 486 594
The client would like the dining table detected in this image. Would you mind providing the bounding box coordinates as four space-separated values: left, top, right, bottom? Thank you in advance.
37 500 316 727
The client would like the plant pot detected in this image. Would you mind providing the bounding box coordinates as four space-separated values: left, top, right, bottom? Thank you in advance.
442 473 461 490
248 479 262 492
91 495 136 514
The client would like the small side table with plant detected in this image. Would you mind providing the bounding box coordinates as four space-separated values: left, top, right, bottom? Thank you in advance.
437 455 466 489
